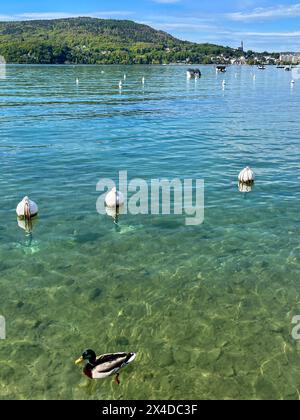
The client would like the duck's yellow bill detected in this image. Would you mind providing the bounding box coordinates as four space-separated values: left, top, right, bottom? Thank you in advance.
75 356 83 365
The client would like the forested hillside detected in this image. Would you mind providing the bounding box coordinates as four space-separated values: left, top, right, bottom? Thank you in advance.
0 17 241 64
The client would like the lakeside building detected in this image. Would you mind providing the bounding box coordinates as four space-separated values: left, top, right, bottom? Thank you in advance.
231 56 246 65
279 54 300 64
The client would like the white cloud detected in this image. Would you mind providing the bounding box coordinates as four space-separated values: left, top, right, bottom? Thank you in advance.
237 31 300 37
228 3 300 21
141 13 215 30
0 14 16 21
201 28 300 51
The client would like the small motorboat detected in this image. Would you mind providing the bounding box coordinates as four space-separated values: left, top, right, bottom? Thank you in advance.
216 65 226 73
258 65 266 70
186 68 201 79
285 66 292 71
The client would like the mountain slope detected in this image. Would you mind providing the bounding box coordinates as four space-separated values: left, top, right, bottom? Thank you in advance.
0 17 240 64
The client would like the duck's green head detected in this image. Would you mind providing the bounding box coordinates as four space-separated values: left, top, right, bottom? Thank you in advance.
75 349 97 365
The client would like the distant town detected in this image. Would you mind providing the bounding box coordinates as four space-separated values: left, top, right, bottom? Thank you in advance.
213 42 300 66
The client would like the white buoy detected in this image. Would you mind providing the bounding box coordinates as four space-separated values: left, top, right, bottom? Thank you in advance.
76 78 79 85
119 80 123 89
101 70 105 74
16 196 38 220
291 79 295 86
105 187 125 208
124 74 126 80
142 76 145 85
253 74 256 81
238 167 255 184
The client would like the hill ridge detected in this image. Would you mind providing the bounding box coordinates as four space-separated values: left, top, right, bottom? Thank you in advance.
0 17 240 64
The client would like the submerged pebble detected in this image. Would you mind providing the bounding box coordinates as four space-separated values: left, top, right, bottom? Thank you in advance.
115 336 129 346
0 364 15 383
255 377 280 400
88 288 103 301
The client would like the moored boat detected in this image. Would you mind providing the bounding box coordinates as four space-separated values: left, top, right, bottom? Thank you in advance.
216 65 226 73
186 68 201 79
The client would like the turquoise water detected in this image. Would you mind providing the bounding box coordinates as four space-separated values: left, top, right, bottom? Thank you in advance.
0 65 299 400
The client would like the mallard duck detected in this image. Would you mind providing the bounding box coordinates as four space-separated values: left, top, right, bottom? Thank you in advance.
75 350 136 384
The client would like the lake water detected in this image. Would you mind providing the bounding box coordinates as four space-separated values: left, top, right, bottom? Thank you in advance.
0 65 299 400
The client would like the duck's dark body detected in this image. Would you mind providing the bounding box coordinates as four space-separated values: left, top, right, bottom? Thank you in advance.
81 352 136 380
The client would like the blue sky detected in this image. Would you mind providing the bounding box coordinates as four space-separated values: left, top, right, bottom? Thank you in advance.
1 1 300 51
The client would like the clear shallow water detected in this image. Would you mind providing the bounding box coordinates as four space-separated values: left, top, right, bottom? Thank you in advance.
0 65 299 400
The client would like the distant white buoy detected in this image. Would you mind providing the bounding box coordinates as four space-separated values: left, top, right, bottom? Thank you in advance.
238 167 255 184
105 187 125 208
253 74 256 81
101 70 105 74
291 79 295 85
142 76 145 85
76 78 79 85
16 196 38 220
119 80 123 89
124 74 126 80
